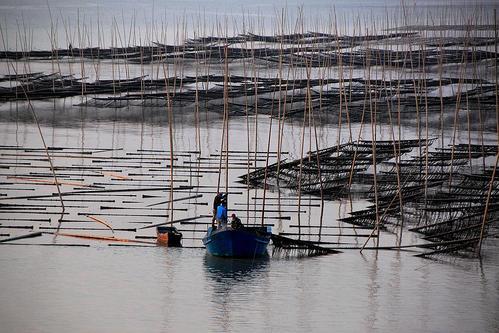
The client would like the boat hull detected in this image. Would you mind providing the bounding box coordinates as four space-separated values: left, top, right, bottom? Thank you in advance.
156 226 182 247
202 226 271 258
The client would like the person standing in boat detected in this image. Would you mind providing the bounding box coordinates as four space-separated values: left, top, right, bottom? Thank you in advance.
212 192 223 226
216 200 228 228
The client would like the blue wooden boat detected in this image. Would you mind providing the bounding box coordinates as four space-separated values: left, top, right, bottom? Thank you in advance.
203 226 271 258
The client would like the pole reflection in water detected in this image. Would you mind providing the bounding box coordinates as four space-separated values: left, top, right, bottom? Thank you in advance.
364 252 380 332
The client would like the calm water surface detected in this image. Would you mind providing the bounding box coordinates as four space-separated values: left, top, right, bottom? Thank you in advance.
1 0 497 49
1 1 499 332
1 244 498 333
0 103 498 332
0 107 499 332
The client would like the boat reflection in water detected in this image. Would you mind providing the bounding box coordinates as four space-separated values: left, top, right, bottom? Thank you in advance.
203 254 271 330
203 254 270 281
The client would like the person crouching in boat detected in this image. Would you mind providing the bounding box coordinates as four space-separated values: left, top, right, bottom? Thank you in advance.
230 213 243 229
216 200 228 228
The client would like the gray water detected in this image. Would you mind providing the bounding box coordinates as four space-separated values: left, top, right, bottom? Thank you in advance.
1 243 498 333
1 1 499 332
1 0 497 50
0 108 498 332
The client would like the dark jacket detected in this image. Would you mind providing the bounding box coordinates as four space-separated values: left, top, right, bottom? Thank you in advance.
213 194 222 210
231 216 243 229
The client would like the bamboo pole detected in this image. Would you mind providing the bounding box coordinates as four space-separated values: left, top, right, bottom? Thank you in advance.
49 232 156 245
275 8 286 231
365 28 381 249
85 215 114 234
477 8 499 256
224 44 229 197
476 154 498 256
260 96 274 227
0 232 43 243
296 11 308 241
380 18 404 247
448 23 472 188
495 8 498 149
6 63 66 227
